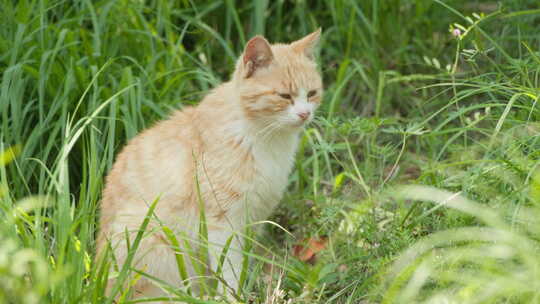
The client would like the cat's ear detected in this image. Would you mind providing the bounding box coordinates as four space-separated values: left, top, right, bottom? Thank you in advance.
242 35 274 78
291 28 321 60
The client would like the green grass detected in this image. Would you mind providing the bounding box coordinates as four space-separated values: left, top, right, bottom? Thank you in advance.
1 0 540 303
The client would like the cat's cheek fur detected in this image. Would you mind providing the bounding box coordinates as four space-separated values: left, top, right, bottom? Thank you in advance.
242 96 288 120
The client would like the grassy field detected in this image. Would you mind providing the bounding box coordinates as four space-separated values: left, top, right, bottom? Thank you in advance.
1 0 540 303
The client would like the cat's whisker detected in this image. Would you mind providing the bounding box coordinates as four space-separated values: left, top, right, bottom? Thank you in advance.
258 121 283 143
254 120 281 140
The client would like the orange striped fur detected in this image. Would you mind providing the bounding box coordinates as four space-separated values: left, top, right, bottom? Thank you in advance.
97 29 323 301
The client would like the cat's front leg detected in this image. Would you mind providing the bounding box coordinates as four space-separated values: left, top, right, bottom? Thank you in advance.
207 230 244 296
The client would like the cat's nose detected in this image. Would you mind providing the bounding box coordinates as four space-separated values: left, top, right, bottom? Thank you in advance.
297 111 311 121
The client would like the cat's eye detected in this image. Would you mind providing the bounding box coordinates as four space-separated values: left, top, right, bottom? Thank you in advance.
307 90 317 98
279 93 292 100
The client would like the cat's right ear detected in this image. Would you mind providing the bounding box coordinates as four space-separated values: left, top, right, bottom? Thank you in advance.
242 36 273 78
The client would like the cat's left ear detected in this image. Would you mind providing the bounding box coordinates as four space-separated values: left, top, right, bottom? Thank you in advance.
242 36 274 78
291 28 321 60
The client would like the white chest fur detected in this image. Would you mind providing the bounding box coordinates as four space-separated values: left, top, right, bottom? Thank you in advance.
208 118 302 226
230 131 299 223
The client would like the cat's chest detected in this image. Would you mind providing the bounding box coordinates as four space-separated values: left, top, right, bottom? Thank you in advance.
248 135 299 199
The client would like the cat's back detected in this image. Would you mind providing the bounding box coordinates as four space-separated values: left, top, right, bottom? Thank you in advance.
99 107 201 230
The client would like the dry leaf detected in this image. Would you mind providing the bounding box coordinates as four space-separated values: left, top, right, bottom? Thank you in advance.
292 237 328 264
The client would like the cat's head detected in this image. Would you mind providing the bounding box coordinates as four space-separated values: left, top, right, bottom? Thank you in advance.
233 29 323 130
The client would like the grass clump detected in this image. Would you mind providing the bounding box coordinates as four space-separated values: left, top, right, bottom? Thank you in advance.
384 180 540 303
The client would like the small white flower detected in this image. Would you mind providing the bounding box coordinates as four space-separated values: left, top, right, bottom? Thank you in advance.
198 53 207 64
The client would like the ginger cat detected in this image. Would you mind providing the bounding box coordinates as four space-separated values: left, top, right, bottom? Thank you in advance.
97 29 323 301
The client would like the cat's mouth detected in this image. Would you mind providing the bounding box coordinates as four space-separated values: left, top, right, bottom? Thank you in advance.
292 118 311 127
